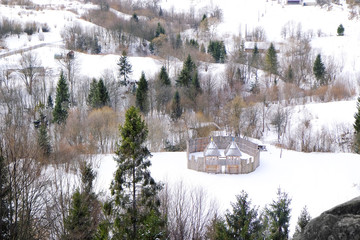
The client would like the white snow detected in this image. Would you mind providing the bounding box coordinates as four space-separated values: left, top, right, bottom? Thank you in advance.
97 146 360 235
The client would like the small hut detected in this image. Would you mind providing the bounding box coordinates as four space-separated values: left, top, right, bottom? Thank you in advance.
225 141 242 173
203 139 221 173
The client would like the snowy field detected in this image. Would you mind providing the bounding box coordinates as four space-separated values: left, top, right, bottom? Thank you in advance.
96 145 360 235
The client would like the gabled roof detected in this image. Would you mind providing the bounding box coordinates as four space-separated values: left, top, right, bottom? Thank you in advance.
204 141 221 157
225 141 242 157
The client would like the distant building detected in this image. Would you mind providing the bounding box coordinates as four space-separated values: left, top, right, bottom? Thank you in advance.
287 0 301 4
187 136 260 174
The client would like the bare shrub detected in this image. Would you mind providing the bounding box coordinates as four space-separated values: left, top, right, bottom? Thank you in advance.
327 81 355 101
161 181 218 240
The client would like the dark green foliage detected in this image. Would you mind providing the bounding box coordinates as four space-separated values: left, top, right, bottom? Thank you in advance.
159 66 171 86
37 117 51 157
170 91 182 121
136 72 149 114
337 24 344 36
353 97 360 153
155 22 165 37
176 54 196 87
64 163 99 240
87 78 110 109
190 70 202 98
47 95 53 109
117 51 133 86
187 38 199 49
206 217 231 240
251 43 261 68
52 71 70 124
225 190 262 239
175 33 182 49
265 43 278 76
64 190 93 240
266 188 292 240
110 106 164 239
285 65 294 83
207 40 227 63
313 54 326 85
0 153 10 240
132 13 139 22
293 206 311 239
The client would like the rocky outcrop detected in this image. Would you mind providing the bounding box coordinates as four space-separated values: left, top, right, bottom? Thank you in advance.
299 196 360 240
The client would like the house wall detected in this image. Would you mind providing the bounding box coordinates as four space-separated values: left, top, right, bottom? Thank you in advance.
187 136 260 174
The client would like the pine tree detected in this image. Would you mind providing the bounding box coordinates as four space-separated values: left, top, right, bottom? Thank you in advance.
285 64 294 83
337 24 344 36
313 53 326 85
87 78 98 107
136 72 149 114
293 206 311 239
175 33 182 49
117 51 133 86
251 43 261 68
225 190 262 239
64 163 99 240
159 66 171 86
110 106 164 239
171 90 182 121
47 95 53 109
37 117 51 157
155 22 165 37
353 96 360 153
265 43 278 79
266 188 292 240
0 153 10 240
97 79 110 107
176 54 196 87
191 70 202 98
208 40 227 63
53 71 70 124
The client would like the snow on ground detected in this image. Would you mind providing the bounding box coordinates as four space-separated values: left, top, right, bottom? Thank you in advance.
96 145 360 235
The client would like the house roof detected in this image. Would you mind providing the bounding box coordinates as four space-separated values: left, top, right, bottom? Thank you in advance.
225 141 242 157
204 141 221 157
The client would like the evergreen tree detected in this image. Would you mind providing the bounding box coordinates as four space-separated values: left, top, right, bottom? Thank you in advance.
353 96 360 153
251 43 261 68
266 188 292 240
175 33 182 49
47 95 53 109
337 24 344 36
117 51 133 86
170 90 182 121
0 153 10 240
110 106 164 239
37 117 51 157
285 64 294 83
207 40 227 63
265 43 278 81
159 66 171 86
191 70 202 98
155 22 165 37
64 163 99 240
136 72 149 114
225 190 262 239
88 78 98 107
313 53 326 85
176 54 196 87
97 79 110 107
52 71 70 124
293 206 311 239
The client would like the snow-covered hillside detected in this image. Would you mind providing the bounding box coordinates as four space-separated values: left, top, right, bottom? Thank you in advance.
97 144 360 235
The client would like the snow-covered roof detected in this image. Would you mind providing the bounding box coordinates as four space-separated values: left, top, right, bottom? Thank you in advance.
204 141 221 157
225 141 242 157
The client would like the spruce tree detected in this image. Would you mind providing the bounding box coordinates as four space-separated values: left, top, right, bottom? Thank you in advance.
266 188 292 240
313 54 326 85
293 206 311 239
117 51 133 86
52 71 70 124
97 79 110 108
155 22 165 37
251 43 261 68
170 90 182 121
135 72 149 114
176 54 196 87
159 66 171 86
0 153 10 240
225 190 261 239
37 117 51 157
191 70 202 98
337 24 344 36
47 95 53 109
87 78 98 107
353 96 360 153
64 163 99 240
110 106 163 239
265 43 278 80
208 40 227 63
